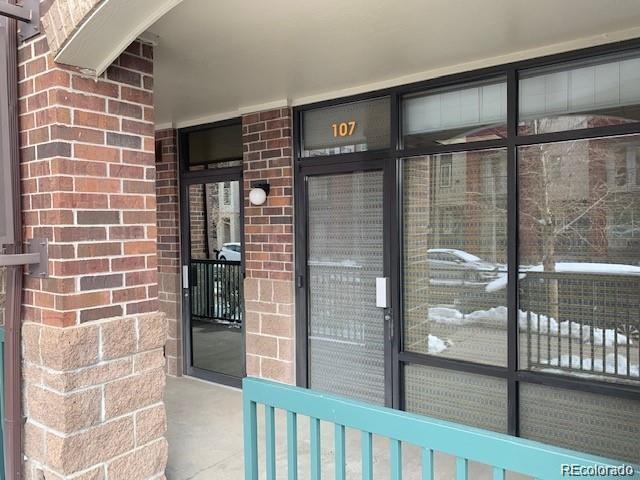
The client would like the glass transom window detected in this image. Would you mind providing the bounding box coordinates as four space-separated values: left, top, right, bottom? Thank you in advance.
403 78 507 148
519 50 640 135
301 98 390 157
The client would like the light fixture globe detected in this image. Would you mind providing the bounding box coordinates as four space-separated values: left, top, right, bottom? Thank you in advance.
249 187 267 206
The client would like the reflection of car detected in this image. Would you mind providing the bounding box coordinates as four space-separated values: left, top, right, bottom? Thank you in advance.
427 249 503 284
217 242 241 261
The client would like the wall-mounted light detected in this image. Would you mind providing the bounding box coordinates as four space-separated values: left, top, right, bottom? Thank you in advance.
249 181 270 206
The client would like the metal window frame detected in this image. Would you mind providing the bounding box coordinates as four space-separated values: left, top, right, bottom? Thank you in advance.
0 10 24 480
178 118 246 388
293 37 640 439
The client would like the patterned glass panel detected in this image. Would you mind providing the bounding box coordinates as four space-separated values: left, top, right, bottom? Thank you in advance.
402 149 508 366
307 171 385 405
520 383 640 463
519 50 640 135
518 136 640 384
404 364 508 433
403 78 507 148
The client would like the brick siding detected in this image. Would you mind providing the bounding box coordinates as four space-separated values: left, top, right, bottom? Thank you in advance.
19 35 167 479
242 109 295 384
155 128 182 376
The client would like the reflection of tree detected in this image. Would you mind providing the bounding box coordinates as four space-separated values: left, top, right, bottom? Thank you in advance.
520 120 636 319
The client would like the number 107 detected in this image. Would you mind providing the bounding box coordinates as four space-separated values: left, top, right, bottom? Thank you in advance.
332 121 356 137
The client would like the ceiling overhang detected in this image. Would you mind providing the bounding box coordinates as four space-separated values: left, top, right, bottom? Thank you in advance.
52 0 183 76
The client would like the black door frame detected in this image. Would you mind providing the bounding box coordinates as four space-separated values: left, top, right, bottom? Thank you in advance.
178 119 246 388
294 157 399 408
293 37 640 432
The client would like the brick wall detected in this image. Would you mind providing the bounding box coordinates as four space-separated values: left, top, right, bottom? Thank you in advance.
242 109 295 384
19 35 167 479
188 184 207 259
155 128 182 376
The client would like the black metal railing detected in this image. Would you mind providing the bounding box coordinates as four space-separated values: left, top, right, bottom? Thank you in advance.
190 259 242 324
520 271 640 381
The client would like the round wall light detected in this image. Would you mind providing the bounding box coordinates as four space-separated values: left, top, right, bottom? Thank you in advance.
249 181 270 206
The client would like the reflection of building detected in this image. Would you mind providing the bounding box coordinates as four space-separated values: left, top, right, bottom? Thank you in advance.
428 150 508 264
190 181 241 259
519 127 640 265
207 181 241 250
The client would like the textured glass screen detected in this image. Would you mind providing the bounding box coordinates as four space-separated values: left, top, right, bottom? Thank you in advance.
403 78 507 148
519 50 640 134
302 98 390 156
404 364 508 433
520 383 640 463
518 136 640 384
307 171 385 405
402 149 508 366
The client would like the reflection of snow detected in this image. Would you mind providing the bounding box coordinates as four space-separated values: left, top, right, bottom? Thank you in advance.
427 334 448 354
485 262 640 293
428 306 631 347
542 354 639 378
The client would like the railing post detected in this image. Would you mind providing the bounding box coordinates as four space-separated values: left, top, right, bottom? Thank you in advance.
287 411 298 480
243 393 258 480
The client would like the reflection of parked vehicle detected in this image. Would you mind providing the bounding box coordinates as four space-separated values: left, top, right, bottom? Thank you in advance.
217 242 241 261
427 249 503 285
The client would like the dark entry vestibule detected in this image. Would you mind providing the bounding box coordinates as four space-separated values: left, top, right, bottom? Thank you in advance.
179 120 246 387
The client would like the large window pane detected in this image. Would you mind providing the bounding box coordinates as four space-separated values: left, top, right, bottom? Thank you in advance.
519 50 640 135
302 98 390 157
518 136 640 384
403 149 508 366
405 364 508 433
403 78 507 148
188 181 244 378
520 383 640 463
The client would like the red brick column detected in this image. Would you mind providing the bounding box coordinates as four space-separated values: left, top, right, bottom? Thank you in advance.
155 128 182 376
19 36 167 478
242 108 295 384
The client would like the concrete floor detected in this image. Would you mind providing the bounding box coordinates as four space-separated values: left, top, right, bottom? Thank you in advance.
191 320 244 378
165 376 529 480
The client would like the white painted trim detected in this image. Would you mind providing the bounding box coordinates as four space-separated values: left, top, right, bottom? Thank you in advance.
172 99 291 129
237 99 290 114
154 122 175 131
54 0 184 76
174 110 243 129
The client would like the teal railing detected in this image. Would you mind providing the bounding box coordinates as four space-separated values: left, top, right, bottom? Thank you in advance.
243 377 639 480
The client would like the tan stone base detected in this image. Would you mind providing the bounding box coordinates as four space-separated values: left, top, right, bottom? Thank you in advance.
159 272 182 377
244 278 295 384
22 312 168 479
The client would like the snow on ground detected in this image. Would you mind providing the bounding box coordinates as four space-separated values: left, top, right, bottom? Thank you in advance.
427 334 448 354
485 262 640 293
427 306 631 347
541 354 639 378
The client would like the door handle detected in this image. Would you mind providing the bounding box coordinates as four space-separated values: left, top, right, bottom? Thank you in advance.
376 277 390 308
182 265 189 289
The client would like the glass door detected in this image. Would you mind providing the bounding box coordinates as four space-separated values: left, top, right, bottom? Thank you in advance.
304 167 391 406
183 176 244 386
